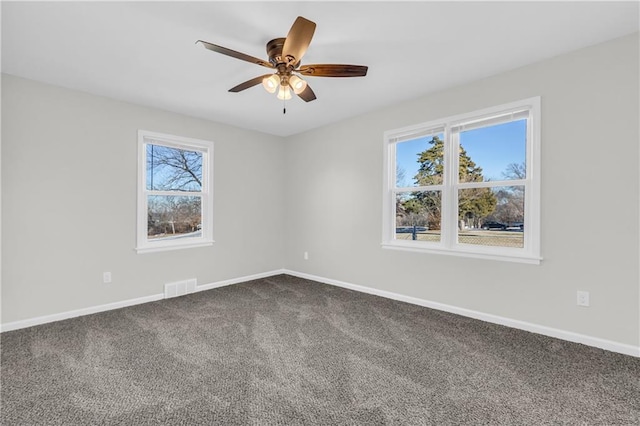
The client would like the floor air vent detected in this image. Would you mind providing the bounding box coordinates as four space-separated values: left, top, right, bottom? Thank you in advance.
164 279 197 299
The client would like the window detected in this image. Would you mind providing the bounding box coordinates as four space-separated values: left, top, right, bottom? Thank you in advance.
136 130 214 253
382 97 541 263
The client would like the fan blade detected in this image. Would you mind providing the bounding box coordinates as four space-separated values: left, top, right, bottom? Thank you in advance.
229 74 273 92
297 64 368 77
282 17 316 64
296 84 317 102
196 40 273 69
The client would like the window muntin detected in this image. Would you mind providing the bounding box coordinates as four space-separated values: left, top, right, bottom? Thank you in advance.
383 98 540 263
137 131 214 253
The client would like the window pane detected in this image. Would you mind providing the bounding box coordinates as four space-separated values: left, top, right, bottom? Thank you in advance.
395 191 441 242
458 186 524 248
147 195 202 241
458 119 526 183
396 133 444 187
146 144 203 191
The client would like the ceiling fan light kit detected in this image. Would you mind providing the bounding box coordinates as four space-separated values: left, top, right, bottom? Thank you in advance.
262 74 279 94
197 16 368 110
277 85 292 100
288 75 307 94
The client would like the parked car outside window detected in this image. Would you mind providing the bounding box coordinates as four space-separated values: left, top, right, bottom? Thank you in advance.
481 222 507 230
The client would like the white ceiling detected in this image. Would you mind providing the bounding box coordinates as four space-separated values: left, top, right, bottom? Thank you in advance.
2 1 638 137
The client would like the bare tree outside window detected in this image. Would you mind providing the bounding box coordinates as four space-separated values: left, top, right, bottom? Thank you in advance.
146 144 203 240
137 130 214 253
484 162 526 226
147 145 202 191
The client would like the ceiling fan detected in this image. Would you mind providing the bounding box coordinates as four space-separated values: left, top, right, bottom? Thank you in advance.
196 16 368 107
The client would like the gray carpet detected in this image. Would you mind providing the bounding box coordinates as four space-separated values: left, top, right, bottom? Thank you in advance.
1 274 639 425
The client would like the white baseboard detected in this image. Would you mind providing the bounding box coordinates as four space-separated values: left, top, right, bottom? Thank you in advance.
0 293 164 332
3 268 638 358
0 269 286 333
283 269 640 358
195 269 286 292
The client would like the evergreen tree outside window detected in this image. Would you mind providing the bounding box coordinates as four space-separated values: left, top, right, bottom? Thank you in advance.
383 97 541 263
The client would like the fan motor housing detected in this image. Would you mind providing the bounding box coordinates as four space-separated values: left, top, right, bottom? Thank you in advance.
266 38 286 66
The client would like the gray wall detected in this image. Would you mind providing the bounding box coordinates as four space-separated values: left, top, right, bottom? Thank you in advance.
2 33 639 349
2 75 286 323
283 33 640 347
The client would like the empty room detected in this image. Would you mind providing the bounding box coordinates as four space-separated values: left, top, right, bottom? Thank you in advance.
1 1 639 424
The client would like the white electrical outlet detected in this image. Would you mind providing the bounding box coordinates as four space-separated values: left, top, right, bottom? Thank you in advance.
577 290 590 307
304 251 309 260
103 272 112 284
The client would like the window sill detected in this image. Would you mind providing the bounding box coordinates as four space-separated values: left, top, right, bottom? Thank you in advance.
136 240 214 254
381 242 541 265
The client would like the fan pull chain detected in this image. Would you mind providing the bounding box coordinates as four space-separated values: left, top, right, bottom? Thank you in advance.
283 97 286 115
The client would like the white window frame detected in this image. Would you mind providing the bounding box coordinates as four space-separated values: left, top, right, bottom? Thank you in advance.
136 130 214 254
382 97 541 264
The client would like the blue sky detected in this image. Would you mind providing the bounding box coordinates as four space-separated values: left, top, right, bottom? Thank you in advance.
396 119 526 186
146 144 202 191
